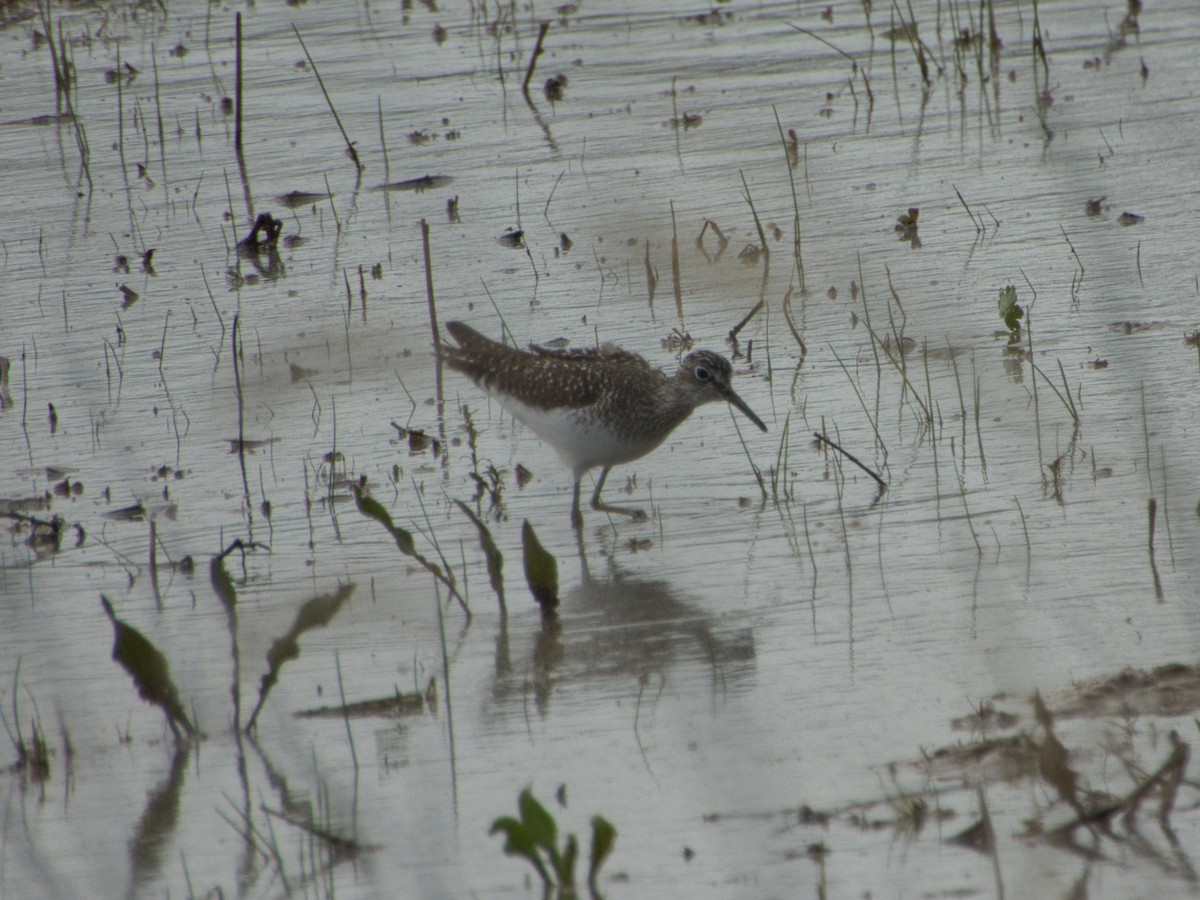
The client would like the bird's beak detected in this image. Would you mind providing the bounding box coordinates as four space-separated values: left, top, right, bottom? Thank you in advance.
723 386 768 432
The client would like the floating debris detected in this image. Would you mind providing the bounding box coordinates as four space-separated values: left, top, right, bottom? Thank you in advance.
288 362 320 382
666 112 703 129
294 690 424 719
544 73 568 103
375 174 453 193
238 212 283 250
895 207 921 248
226 437 280 454
276 190 331 209
104 502 147 522
497 228 525 249
0 112 74 127
392 424 440 457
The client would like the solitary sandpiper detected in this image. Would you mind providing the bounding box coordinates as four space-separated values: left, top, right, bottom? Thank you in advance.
442 321 767 528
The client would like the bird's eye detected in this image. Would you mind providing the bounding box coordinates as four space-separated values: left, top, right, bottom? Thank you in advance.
695 366 710 381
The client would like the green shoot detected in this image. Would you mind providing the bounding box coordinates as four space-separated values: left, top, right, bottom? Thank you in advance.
491 787 617 896
998 285 1023 343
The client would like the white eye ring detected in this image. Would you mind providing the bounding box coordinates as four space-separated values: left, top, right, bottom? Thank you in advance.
695 366 710 381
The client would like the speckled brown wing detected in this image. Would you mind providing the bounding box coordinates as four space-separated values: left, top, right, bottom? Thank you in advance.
443 321 656 412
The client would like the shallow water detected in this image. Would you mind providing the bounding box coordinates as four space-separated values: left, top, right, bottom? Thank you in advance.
2 1 1199 897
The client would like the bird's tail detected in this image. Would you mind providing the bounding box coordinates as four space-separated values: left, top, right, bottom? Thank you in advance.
440 321 515 382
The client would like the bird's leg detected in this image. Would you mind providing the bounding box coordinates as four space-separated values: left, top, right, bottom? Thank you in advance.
590 466 648 522
570 479 584 530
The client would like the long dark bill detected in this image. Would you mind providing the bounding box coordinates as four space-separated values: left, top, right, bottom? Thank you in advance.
724 387 768 432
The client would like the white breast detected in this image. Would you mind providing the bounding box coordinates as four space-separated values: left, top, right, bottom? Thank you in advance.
495 394 653 478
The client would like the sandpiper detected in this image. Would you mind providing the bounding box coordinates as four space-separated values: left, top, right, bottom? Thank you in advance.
442 321 767 528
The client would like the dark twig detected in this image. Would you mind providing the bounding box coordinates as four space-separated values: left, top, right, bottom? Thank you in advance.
292 25 362 173
522 22 550 94
813 432 887 489
235 13 244 161
729 299 764 343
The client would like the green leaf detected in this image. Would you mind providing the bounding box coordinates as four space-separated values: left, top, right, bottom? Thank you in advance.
101 595 195 738
353 487 468 617
490 815 533 853
519 787 559 850
209 554 237 612
491 815 550 885
354 487 390 526
588 815 617 887
560 832 579 885
454 500 505 611
522 521 559 609
245 583 355 732
355 488 418 556
998 285 1023 333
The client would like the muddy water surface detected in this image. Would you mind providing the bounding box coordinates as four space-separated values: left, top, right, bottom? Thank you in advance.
2 1 1199 897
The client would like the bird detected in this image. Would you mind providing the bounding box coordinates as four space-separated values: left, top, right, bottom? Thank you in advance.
441 321 767 528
